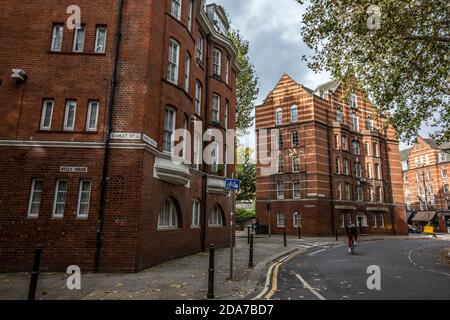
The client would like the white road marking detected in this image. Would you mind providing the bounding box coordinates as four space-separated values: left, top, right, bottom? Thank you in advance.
294 273 326 300
308 249 327 256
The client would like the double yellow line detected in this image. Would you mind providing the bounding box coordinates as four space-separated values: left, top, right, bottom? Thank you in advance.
253 248 305 300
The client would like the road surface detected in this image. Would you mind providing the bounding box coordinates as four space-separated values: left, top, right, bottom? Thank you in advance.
258 238 450 300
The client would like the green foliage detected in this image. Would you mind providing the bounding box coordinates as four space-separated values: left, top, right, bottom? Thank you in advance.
229 30 260 134
236 147 256 202
236 208 256 228
298 0 450 143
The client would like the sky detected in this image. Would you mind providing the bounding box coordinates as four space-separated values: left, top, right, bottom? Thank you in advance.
211 0 434 151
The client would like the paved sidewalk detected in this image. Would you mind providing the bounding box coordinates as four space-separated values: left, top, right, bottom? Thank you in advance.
0 232 444 300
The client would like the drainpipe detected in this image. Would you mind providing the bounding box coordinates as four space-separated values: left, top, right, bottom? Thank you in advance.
326 108 336 237
201 34 212 252
94 0 124 272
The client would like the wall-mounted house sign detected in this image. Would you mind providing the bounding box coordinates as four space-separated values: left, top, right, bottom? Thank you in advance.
60 166 88 173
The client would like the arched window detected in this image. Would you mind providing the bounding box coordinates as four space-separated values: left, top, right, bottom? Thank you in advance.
290 105 298 123
275 108 283 126
192 199 201 228
277 213 285 227
209 205 224 227
158 198 179 229
293 212 301 228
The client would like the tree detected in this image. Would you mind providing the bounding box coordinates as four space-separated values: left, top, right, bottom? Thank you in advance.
236 147 256 202
298 0 450 143
229 30 260 134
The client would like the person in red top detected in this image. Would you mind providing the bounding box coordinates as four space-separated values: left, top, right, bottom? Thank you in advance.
346 222 358 253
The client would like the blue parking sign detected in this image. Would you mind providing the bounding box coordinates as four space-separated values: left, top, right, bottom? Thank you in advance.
225 179 241 191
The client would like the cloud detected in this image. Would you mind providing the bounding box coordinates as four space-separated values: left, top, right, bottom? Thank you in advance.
213 0 331 104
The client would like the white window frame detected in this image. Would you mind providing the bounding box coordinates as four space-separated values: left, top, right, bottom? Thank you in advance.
278 157 284 174
336 158 341 174
52 180 68 218
77 180 91 218
94 26 107 53
442 169 448 179
336 109 343 123
184 52 191 92
72 26 85 53
167 39 180 85
290 105 298 123
225 58 230 84
187 0 194 32
344 159 349 176
64 100 77 131
345 183 351 200
377 186 383 203
356 186 364 202
277 213 285 228
275 108 283 126
209 205 223 227
292 156 300 173
86 101 99 131
27 179 43 217
40 100 54 130
51 24 64 52
293 212 301 228
225 100 229 129
337 183 342 200
369 187 374 202
367 163 372 179
351 114 359 132
195 81 202 115
277 182 285 200
163 107 176 153
191 199 201 228
375 163 381 179
212 94 220 123
379 214 385 228
291 131 299 147
340 213 345 228
213 49 222 76
196 33 204 63
171 0 182 21
349 94 358 109
158 198 179 229
372 214 378 228
293 181 301 199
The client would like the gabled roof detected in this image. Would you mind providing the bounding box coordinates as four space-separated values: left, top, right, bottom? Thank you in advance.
400 148 412 162
420 136 450 151
315 79 341 94
260 73 311 105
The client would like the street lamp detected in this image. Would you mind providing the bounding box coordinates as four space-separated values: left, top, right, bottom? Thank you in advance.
421 172 431 225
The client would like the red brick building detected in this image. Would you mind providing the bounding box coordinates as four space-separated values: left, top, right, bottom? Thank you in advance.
255 75 407 236
401 137 450 233
0 0 238 272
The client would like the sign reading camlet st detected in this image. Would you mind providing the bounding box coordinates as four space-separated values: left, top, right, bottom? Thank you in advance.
111 132 142 140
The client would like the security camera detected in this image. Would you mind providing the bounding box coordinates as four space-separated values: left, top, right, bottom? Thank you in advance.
11 69 27 82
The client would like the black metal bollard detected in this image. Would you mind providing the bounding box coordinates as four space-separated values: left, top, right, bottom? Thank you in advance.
247 226 251 244
207 244 215 299
335 226 338 242
283 229 287 247
249 234 254 268
298 227 301 239
27 244 42 300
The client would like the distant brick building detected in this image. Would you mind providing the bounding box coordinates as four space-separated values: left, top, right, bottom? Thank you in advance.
255 75 408 236
400 137 450 233
0 0 238 272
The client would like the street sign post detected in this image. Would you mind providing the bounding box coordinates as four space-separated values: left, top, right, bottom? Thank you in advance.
227 176 240 280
